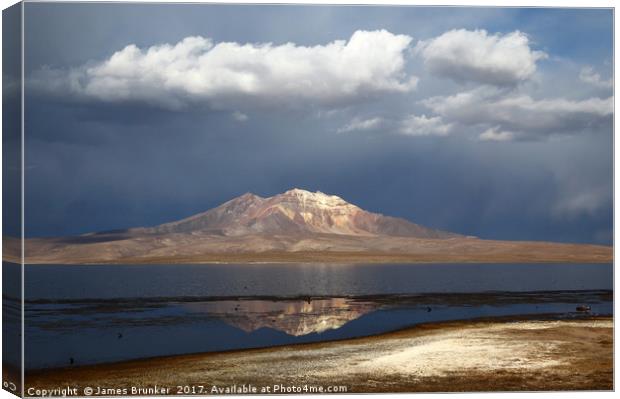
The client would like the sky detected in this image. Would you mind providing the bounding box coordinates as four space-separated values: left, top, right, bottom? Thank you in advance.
10 3 613 243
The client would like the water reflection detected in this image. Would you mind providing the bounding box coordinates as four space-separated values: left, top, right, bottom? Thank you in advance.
183 298 378 336
23 291 613 369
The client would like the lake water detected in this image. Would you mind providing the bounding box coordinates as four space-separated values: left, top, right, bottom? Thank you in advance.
2 262 613 370
20 262 614 298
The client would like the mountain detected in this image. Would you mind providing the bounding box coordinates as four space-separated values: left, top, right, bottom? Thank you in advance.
137 188 460 239
4 188 612 264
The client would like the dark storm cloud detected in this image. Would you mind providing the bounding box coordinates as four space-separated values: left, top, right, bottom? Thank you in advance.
20 3 613 244
3 3 22 238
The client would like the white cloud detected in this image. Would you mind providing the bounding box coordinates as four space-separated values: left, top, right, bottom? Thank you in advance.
478 126 514 142
399 114 452 136
338 114 453 136
232 111 248 122
422 87 613 140
30 31 418 110
416 29 547 86
579 66 612 89
337 117 383 133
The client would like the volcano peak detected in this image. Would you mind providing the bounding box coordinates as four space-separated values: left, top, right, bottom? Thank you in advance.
147 188 459 238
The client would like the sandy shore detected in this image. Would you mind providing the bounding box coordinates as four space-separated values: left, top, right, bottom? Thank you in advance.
5 234 613 264
24 316 612 394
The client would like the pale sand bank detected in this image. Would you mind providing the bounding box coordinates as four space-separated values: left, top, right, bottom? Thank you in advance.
24 316 613 394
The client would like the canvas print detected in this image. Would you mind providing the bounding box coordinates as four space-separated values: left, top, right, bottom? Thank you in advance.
2 1 614 396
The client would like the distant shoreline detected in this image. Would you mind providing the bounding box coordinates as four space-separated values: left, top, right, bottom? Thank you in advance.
4 230 613 265
8 259 615 265
7 250 613 265
7 259 615 265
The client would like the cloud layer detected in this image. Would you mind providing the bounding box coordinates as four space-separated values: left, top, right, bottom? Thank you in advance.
337 117 383 133
31 31 418 110
399 114 452 136
28 26 612 146
579 66 613 89
421 88 613 141
416 29 547 86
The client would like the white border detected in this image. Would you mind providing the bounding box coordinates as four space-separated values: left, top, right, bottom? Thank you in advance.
0 0 617 7
20 1 25 397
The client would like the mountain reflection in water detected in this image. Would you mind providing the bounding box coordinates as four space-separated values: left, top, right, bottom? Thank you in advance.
183 298 378 336
21 290 612 370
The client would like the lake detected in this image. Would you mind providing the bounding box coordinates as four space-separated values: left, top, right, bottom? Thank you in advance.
2 262 613 370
